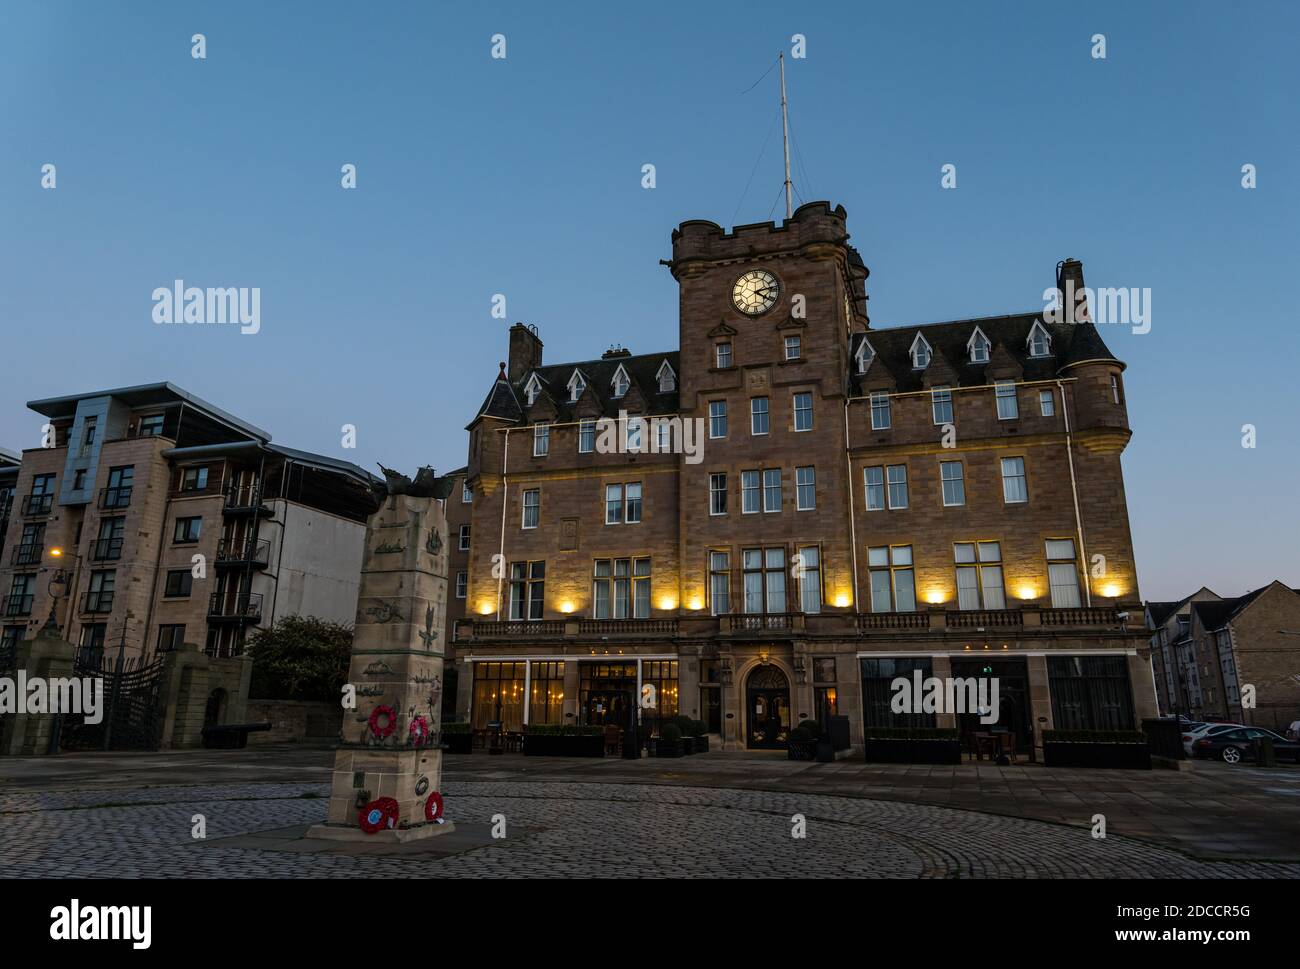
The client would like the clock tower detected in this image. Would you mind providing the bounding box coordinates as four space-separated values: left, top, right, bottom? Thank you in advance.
667 202 870 690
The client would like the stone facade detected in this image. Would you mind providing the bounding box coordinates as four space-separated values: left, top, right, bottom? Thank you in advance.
456 202 1157 759
1147 582 1300 731
0 383 378 744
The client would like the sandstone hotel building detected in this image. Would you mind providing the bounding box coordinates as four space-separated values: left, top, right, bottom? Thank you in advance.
452 202 1157 757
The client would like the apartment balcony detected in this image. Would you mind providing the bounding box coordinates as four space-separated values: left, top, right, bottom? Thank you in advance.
945 609 1024 630
98 486 133 510
724 613 803 635
80 590 115 614
9 543 43 567
857 611 932 632
21 493 53 517
0 495 12 521
465 617 683 642
3 594 33 618
222 485 272 517
214 538 271 569
207 592 263 623
88 537 124 562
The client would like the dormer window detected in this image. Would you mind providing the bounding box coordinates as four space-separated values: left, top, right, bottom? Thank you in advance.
524 373 543 406
567 370 586 402
1027 321 1052 358
611 365 630 399
656 360 676 393
854 338 875 374
909 334 932 370
967 327 991 364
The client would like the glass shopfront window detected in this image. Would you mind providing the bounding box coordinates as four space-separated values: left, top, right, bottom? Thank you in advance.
472 662 526 733
579 662 636 728
1047 656 1135 730
860 657 934 729
528 661 565 726
641 660 679 737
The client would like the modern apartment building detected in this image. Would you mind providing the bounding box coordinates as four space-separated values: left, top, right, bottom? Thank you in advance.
1146 582 1300 730
455 201 1157 757
0 447 18 563
0 383 379 665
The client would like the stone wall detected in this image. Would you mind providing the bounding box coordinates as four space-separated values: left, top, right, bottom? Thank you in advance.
246 699 342 744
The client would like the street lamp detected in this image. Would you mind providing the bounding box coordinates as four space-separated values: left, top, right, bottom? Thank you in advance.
43 546 80 637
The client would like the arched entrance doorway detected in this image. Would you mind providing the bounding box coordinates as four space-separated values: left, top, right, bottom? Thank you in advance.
746 664 790 749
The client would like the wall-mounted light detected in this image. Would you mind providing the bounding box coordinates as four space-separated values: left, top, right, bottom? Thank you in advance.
925 590 948 605
658 596 678 611
559 601 575 614
834 593 851 608
1100 583 1122 599
1016 585 1037 600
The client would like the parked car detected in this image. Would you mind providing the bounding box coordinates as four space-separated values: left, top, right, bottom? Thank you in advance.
1287 719 1300 742
1181 722 1242 757
1192 727 1300 764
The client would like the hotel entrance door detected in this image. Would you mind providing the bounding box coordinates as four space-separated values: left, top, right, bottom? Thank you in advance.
746 664 790 749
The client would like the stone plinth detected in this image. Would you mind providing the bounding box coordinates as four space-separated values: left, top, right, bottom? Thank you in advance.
307 489 455 842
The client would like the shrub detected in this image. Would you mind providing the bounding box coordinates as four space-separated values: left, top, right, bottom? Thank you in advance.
523 724 604 736
863 727 959 741
1042 730 1147 744
796 718 823 740
789 725 814 743
246 616 353 701
670 715 695 735
660 723 682 742
689 719 707 737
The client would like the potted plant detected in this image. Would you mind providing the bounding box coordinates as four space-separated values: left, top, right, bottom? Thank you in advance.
690 720 709 753
1042 729 1151 769
656 723 684 758
787 722 818 761
440 721 473 754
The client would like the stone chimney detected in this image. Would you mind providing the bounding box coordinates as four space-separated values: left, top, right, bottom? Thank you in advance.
601 346 631 359
1056 258 1089 324
507 323 543 383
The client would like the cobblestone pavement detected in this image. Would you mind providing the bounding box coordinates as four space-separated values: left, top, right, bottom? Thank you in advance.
3 779 1300 878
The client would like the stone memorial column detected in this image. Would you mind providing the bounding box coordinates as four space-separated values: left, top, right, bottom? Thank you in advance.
308 474 454 842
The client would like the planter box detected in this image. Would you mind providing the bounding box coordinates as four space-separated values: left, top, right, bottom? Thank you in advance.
656 738 684 758
1043 741 1151 770
788 739 818 761
864 738 961 765
441 732 472 754
692 735 709 753
815 740 835 763
523 733 605 758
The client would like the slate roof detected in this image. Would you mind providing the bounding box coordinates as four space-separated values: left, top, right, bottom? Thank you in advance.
473 351 681 425
850 313 1119 395
1145 601 1182 627
1191 586 1272 631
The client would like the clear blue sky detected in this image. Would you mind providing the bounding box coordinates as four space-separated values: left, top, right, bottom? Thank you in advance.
1 1 1296 600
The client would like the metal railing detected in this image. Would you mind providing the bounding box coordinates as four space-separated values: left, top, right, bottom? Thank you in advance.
223 484 267 512
10 543 43 567
22 494 53 516
207 592 263 621
3 594 33 618
215 538 271 566
88 536 124 561
98 486 133 510
81 590 115 614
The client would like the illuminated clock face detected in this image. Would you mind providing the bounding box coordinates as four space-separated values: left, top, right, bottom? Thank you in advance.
732 269 780 316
